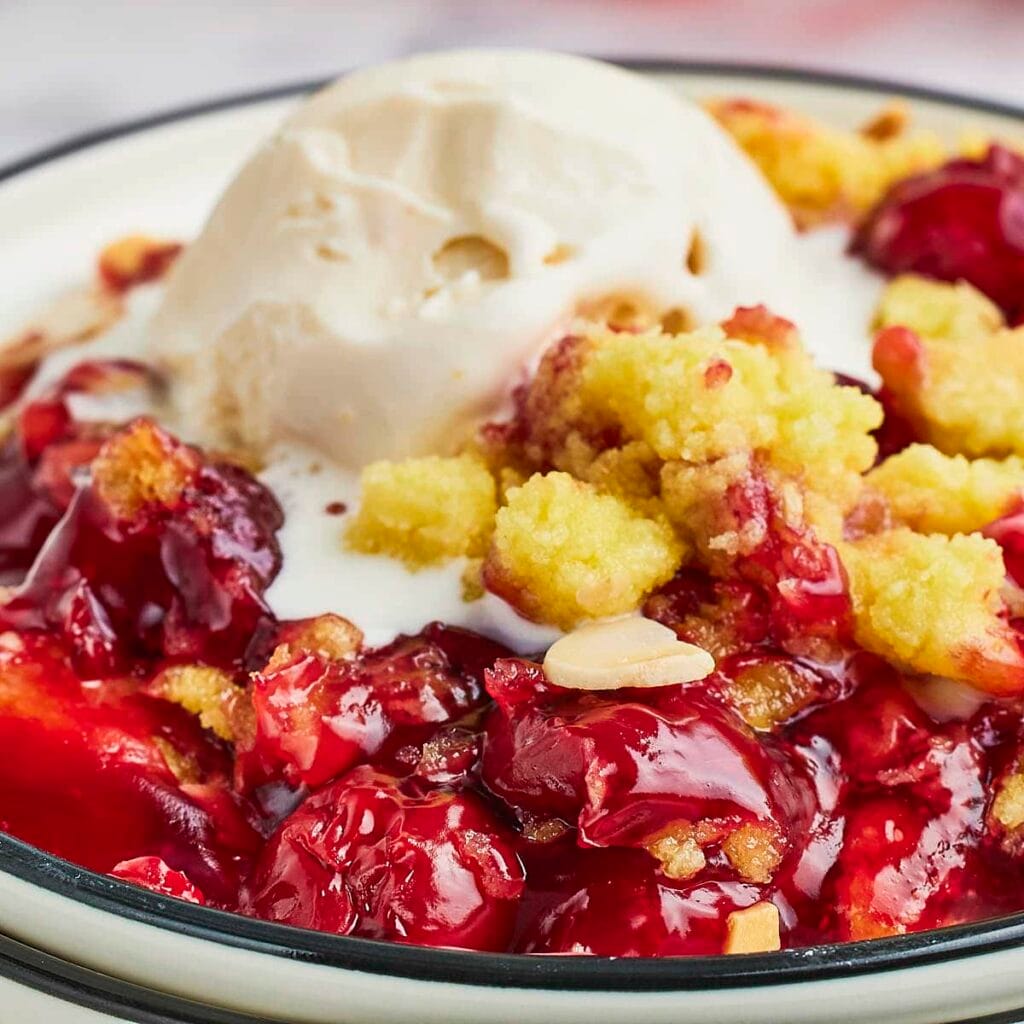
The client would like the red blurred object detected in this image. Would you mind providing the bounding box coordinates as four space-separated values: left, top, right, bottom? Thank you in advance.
97 236 183 293
0 419 283 674
852 145 1024 319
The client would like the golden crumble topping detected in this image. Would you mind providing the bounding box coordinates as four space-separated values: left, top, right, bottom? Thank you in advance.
721 821 784 884
707 97 944 226
726 658 821 732
843 529 1024 693
350 312 881 630
645 821 717 881
874 274 1004 341
346 454 497 568
154 664 243 742
580 321 880 510
484 471 683 628
267 613 363 670
992 773 1024 832
876 322 1024 458
92 419 198 518
867 444 1024 535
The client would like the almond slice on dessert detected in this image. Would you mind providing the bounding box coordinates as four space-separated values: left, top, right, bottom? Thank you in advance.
723 902 781 954
542 615 714 690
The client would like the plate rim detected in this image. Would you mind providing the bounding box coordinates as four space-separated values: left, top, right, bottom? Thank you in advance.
3 58 1024 1001
6 57 1024 187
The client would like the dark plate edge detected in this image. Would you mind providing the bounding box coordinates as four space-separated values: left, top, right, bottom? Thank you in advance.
6 57 1024 187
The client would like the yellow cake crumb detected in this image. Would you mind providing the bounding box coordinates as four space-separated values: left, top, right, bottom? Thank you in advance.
874 275 1004 342
266 613 363 670
580 324 880 509
993 773 1024 831
721 822 784 884
645 821 715 881
346 454 497 568
708 98 944 226
867 445 1024 534
154 664 242 741
843 529 1024 694
581 326 778 463
726 658 820 732
93 419 197 518
484 472 683 628
875 323 1024 458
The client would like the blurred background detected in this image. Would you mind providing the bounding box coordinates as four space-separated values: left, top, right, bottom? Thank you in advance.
3 0 1024 166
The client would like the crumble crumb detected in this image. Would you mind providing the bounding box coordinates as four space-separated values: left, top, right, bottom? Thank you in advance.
721 822 784 883
843 528 1024 693
875 322 1024 458
267 613 363 670
723 901 781 954
92 419 198 519
874 274 1004 342
484 471 683 628
346 453 497 568
154 664 243 742
707 97 944 226
867 444 1024 535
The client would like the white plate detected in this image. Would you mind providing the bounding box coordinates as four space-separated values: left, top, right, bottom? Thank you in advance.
2 64 1024 1024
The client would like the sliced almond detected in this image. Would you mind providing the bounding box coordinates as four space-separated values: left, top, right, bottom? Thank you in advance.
724 902 781 954
542 615 714 691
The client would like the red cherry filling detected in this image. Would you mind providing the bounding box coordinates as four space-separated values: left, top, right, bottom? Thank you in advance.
984 505 1024 589
481 658 817 882
242 766 524 951
238 623 506 791
0 360 156 581
791 668 999 940
515 843 766 956
0 636 258 906
712 466 853 655
110 856 207 905
2 327 1024 954
0 418 283 674
852 145 1024 319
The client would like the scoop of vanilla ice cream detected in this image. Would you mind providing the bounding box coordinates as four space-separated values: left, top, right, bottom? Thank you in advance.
148 49 807 468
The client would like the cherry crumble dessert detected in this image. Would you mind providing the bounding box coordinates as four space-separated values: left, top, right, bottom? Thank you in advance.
5 52 1024 960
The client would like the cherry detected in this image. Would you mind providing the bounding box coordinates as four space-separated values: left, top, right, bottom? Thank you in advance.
984 506 1024 588
792 667 994 940
515 842 766 956
481 659 817 865
0 636 259 906
0 419 283 674
238 623 505 791
243 766 524 951
852 145 1024 320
